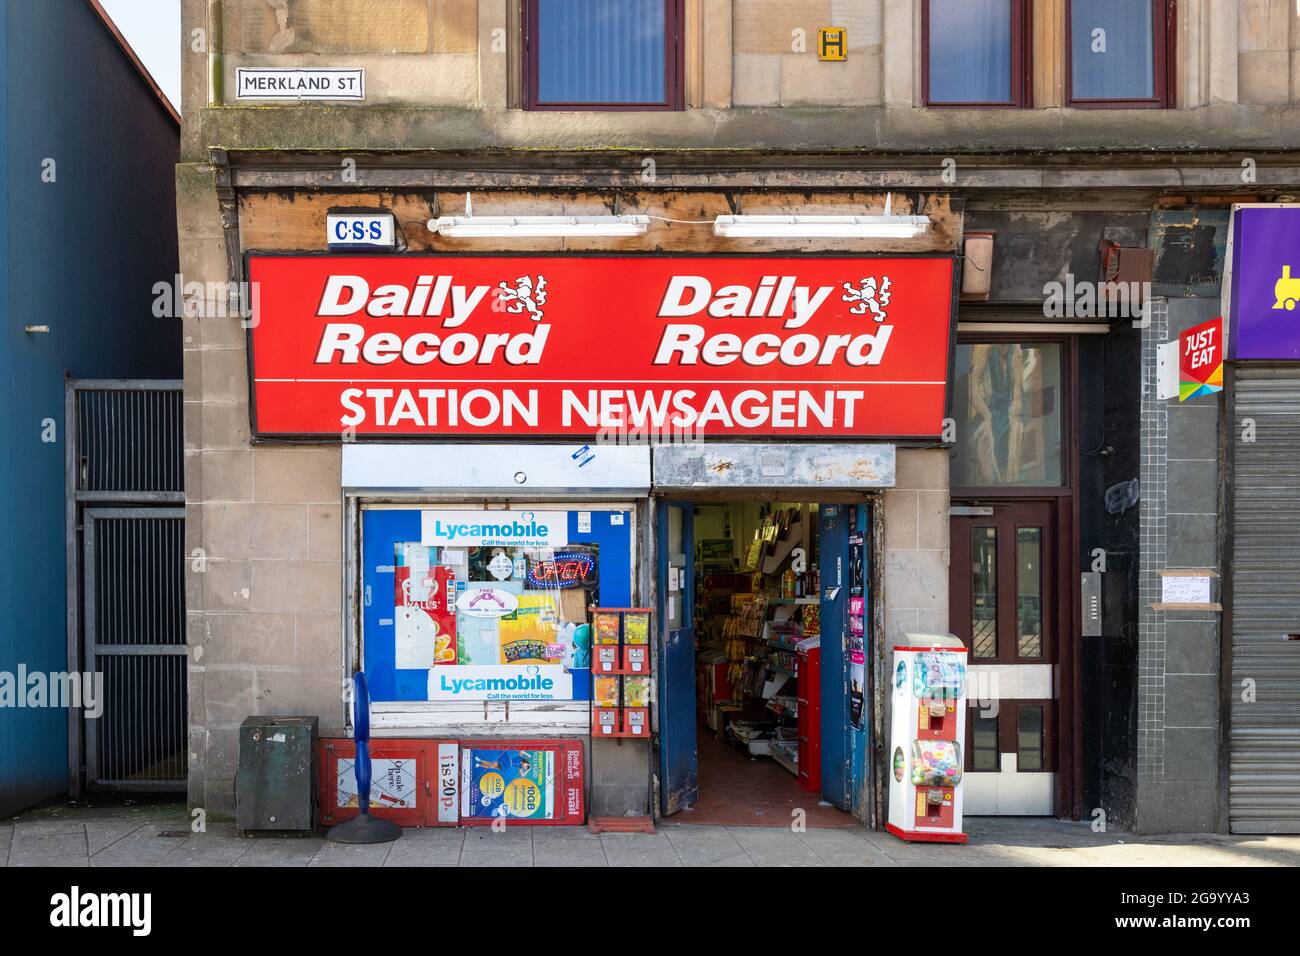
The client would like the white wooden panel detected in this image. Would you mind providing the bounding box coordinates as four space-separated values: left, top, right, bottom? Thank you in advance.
343 442 651 492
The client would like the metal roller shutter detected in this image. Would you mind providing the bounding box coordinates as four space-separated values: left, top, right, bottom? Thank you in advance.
1231 369 1300 833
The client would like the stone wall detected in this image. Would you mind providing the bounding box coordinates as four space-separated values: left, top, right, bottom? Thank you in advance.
180 166 347 817
221 0 480 106
882 449 950 646
197 0 1300 113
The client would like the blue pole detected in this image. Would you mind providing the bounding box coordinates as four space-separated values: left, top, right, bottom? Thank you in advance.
326 671 399 842
353 671 372 816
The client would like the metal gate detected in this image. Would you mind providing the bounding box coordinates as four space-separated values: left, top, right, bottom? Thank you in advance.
1229 368 1300 832
66 381 185 794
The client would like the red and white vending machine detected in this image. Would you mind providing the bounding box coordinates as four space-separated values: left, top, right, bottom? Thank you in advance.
886 633 968 844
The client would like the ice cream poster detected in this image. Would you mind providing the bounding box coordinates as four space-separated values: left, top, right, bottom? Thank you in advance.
461 747 555 820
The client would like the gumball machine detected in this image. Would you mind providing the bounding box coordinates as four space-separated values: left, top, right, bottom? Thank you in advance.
886 633 968 844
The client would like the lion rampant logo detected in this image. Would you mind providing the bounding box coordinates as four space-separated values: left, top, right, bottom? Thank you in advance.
841 276 892 322
496 275 548 320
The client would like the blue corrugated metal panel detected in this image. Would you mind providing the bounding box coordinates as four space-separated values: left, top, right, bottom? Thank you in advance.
0 0 180 817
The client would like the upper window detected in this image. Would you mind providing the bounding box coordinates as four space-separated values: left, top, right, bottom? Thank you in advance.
923 0 1029 108
523 0 684 111
1067 0 1171 107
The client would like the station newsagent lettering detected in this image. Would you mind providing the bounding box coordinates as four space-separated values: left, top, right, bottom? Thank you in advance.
248 255 956 439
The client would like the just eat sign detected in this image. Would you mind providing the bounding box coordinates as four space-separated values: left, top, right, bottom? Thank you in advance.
1179 317 1224 401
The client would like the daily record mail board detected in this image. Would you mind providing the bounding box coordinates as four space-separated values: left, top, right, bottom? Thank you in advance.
247 256 957 439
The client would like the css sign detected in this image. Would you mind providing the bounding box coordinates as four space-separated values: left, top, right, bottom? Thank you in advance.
326 210 396 251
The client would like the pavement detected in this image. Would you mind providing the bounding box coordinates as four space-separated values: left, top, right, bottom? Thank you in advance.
3 801 1298 866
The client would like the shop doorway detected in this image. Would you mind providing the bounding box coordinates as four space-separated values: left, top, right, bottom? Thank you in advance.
656 499 866 828
949 501 1059 814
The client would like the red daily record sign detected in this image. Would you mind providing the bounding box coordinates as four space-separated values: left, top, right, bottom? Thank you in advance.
246 255 957 439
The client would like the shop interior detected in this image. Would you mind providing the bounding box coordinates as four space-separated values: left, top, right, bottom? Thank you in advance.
685 501 855 828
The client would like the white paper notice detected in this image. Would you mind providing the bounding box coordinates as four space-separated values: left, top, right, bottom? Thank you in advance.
394 606 437 668
1161 575 1212 605
402 543 432 601
578 512 592 533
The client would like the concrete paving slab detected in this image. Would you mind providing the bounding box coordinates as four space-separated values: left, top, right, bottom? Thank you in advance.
600 831 682 867
659 824 752 866
797 827 898 866
459 828 534 867
533 828 608 867
158 833 253 867
8 829 89 867
309 841 395 867
91 824 188 866
382 827 465 867
725 826 824 866
231 835 325 867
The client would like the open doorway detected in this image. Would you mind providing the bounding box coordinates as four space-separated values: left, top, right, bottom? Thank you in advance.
657 500 863 828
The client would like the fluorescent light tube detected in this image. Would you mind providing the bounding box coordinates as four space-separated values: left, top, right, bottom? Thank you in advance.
712 214 931 239
428 215 650 238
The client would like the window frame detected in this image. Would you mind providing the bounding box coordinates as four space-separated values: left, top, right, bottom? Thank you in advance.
921 0 1032 109
522 0 686 112
1064 0 1175 109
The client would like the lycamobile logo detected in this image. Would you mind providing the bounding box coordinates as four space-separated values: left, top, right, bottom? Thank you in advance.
431 518 549 540
440 673 555 694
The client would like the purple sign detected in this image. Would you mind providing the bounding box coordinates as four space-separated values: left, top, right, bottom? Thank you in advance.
1229 206 1300 359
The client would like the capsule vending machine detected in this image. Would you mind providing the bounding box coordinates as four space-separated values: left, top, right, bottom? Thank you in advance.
886 633 968 844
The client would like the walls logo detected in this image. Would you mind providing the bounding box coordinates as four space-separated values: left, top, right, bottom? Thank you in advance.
50 886 151 936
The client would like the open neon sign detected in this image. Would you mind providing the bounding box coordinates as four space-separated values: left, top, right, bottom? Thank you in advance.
526 551 597 588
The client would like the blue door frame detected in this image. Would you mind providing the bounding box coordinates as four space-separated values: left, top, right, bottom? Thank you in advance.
818 502 872 815
819 504 851 808
656 500 697 815
654 499 869 819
